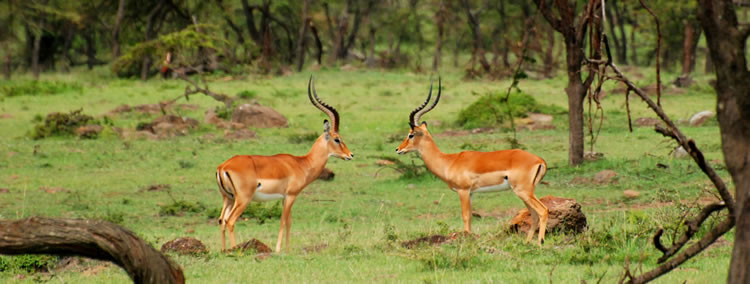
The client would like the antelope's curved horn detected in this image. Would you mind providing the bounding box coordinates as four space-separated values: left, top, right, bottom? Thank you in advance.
308 76 340 132
409 79 433 127
412 77 442 125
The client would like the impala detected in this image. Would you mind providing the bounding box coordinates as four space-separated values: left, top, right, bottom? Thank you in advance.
396 79 549 245
216 77 353 252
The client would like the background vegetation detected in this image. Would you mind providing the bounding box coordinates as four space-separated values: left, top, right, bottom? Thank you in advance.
0 0 742 283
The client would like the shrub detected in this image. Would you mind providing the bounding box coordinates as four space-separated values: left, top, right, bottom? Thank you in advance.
30 109 100 139
0 254 58 273
112 24 237 78
455 91 565 129
1 80 83 97
237 90 258 99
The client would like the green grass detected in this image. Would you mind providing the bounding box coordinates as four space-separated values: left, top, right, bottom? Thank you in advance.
0 66 733 283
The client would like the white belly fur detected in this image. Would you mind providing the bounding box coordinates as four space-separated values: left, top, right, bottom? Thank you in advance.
252 182 285 202
472 179 512 194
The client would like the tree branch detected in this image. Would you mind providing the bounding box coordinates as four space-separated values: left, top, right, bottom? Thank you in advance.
0 217 184 284
652 202 727 263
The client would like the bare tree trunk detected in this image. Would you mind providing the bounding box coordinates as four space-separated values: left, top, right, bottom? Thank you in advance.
433 1 445 71
542 26 556 78
630 15 638 65
84 31 96 70
4 54 10 79
141 2 164 81
112 0 126 58
310 21 323 65
0 217 185 284
241 0 262 44
60 24 76 71
366 26 376 67
697 1 750 283
461 0 490 73
681 21 701 76
295 0 310 71
533 0 592 166
31 30 41 79
613 0 628 64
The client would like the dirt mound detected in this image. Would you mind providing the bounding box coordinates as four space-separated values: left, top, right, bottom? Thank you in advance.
401 233 459 249
634 117 662 127
160 237 208 255
230 238 272 254
231 103 288 128
224 129 256 140
509 196 587 235
137 115 199 138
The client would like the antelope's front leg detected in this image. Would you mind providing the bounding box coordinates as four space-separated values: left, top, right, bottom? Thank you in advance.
457 189 472 233
276 194 297 253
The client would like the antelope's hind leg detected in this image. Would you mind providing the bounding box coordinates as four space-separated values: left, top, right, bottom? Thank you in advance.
218 196 233 251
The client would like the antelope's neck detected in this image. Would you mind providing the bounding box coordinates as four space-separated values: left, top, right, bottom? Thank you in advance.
302 135 330 180
417 135 453 182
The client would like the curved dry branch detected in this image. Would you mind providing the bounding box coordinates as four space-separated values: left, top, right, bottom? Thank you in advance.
600 36 736 284
0 217 185 284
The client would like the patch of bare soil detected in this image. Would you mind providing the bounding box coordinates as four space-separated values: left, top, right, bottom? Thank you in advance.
39 186 69 194
160 237 208 255
229 238 272 254
0 113 13 119
223 129 256 140
401 232 459 249
0 188 9 193
140 184 171 192
302 243 328 254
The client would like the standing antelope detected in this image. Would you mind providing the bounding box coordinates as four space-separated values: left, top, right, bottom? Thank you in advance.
395 78 549 245
216 77 354 252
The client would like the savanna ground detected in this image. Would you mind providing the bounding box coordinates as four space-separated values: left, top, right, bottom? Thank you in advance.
0 66 733 283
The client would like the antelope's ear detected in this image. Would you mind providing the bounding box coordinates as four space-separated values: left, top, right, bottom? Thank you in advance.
420 121 428 128
323 119 331 139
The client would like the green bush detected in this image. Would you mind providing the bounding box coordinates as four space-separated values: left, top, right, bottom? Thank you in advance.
1 80 83 97
0 254 58 273
237 90 258 99
112 24 235 78
455 91 565 129
30 109 100 139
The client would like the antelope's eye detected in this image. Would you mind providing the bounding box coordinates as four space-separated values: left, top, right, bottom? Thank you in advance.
334 138 341 144
408 134 415 139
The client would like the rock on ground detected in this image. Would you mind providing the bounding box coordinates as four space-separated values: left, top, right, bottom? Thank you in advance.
75 125 103 138
634 117 661 127
160 237 208 255
689 110 715 126
623 190 641 199
231 103 288 128
594 170 617 184
509 196 587 235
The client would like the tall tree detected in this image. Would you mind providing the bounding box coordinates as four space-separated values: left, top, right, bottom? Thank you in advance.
432 0 445 71
532 0 596 165
696 1 750 282
294 0 310 71
112 0 126 59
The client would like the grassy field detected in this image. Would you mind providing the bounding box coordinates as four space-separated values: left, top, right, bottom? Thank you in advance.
0 66 733 283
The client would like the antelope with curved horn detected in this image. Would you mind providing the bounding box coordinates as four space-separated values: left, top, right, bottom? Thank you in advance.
395 78 549 245
216 77 353 252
